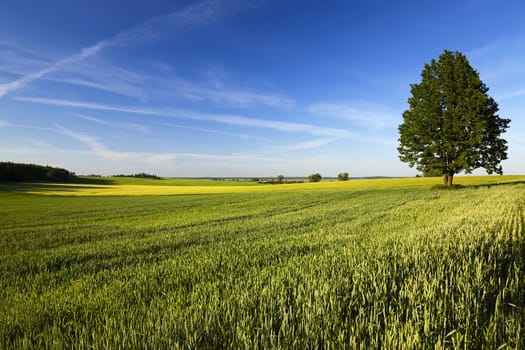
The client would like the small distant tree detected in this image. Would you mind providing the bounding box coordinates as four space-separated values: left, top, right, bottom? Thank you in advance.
276 174 284 183
308 173 322 182
337 172 349 181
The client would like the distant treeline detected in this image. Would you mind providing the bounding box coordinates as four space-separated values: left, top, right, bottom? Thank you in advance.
0 162 76 182
112 173 161 179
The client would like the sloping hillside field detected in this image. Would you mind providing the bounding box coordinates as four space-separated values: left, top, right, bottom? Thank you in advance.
1 176 524 348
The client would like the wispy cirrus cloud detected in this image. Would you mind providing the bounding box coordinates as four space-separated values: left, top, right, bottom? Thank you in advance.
0 119 58 133
107 0 256 48
49 61 151 101
56 125 297 173
307 101 398 129
163 76 295 108
57 125 177 166
161 122 272 141
0 0 254 99
244 138 337 156
48 57 294 108
498 88 525 101
1 121 394 177
0 41 108 99
469 36 525 81
468 37 525 103
161 123 336 154
16 96 353 138
71 112 151 134
2 120 276 164
0 40 57 77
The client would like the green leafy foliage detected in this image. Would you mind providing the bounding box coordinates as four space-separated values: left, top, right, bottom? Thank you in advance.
0 162 76 182
308 173 322 182
338 172 349 181
1 185 524 348
398 50 510 185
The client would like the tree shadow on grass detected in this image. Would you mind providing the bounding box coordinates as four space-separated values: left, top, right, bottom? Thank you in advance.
431 180 525 191
466 180 525 189
71 177 116 185
0 177 116 194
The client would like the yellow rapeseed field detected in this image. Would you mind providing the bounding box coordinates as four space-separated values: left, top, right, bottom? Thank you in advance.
11 175 525 196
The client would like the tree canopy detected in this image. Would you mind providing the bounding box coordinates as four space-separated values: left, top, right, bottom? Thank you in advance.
308 173 322 182
338 172 349 181
398 50 510 186
0 162 76 182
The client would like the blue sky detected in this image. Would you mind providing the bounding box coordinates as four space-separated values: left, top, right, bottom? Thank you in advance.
1 0 524 177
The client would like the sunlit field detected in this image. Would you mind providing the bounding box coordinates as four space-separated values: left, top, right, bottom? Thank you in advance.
1 175 525 196
1 176 524 348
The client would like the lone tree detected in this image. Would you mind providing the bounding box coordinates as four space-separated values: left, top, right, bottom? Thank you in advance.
398 50 510 186
308 173 322 182
338 172 349 181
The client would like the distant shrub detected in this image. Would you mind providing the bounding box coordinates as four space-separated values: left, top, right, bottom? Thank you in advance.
337 172 349 181
308 173 322 182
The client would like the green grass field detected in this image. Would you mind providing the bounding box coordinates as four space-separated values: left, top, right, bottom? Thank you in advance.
1 176 524 348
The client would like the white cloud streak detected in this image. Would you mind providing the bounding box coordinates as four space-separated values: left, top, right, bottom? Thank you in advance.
0 41 108 99
307 101 398 129
0 123 401 177
243 138 337 156
107 0 250 48
16 96 354 138
0 0 249 99
161 122 272 141
0 120 59 133
54 75 149 101
468 36 525 82
71 112 151 134
1 2 290 109
499 88 525 101
51 58 295 108
55 125 302 174
57 125 177 166
167 78 295 108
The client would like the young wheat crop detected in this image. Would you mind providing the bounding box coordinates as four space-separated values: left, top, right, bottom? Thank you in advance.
0 183 524 348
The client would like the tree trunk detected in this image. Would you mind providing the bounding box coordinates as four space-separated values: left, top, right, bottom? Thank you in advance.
443 174 449 186
447 173 454 187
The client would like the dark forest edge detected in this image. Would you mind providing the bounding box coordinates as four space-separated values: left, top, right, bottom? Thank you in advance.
0 162 76 182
